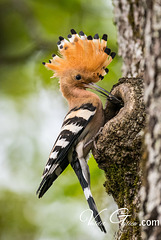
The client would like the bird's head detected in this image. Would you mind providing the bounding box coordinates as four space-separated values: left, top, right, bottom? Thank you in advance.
43 29 116 91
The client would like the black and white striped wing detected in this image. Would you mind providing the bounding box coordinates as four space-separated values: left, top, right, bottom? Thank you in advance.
36 103 96 198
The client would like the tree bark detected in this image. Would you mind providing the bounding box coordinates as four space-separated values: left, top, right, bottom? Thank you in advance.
93 0 161 239
140 1 161 239
113 0 145 78
93 78 145 239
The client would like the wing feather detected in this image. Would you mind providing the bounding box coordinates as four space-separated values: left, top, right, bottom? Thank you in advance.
36 103 96 197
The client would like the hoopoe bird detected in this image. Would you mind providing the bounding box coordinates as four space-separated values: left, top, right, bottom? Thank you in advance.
37 29 120 233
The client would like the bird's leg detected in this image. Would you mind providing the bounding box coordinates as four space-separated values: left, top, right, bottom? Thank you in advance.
93 127 104 150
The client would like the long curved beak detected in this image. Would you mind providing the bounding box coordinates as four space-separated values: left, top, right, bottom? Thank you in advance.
87 83 123 106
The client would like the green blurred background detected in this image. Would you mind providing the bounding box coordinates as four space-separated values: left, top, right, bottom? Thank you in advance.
0 0 122 239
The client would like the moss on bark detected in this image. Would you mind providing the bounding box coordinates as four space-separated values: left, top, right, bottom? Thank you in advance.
93 78 146 239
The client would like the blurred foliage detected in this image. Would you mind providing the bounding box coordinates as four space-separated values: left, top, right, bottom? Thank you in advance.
0 190 37 240
0 0 122 239
0 0 122 96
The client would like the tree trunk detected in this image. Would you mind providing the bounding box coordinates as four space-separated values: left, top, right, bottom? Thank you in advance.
140 1 161 239
113 0 145 78
93 0 161 239
93 78 145 239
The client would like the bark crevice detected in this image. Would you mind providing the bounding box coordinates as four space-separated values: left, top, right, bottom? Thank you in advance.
93 78 146 239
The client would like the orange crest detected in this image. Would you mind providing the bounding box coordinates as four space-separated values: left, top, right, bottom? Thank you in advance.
43 29 116 79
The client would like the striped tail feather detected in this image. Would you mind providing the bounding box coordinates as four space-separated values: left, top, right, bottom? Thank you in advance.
87 194 106 233
70 153 106 233
36 159 69 198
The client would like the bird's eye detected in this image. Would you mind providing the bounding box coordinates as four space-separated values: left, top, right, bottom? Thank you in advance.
75 74 82 80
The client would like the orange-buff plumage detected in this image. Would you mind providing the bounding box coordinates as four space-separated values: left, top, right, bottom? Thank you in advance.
38 29 118 234
44 30 115 81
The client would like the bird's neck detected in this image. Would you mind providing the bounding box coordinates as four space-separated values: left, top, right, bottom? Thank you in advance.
60 84 102 109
